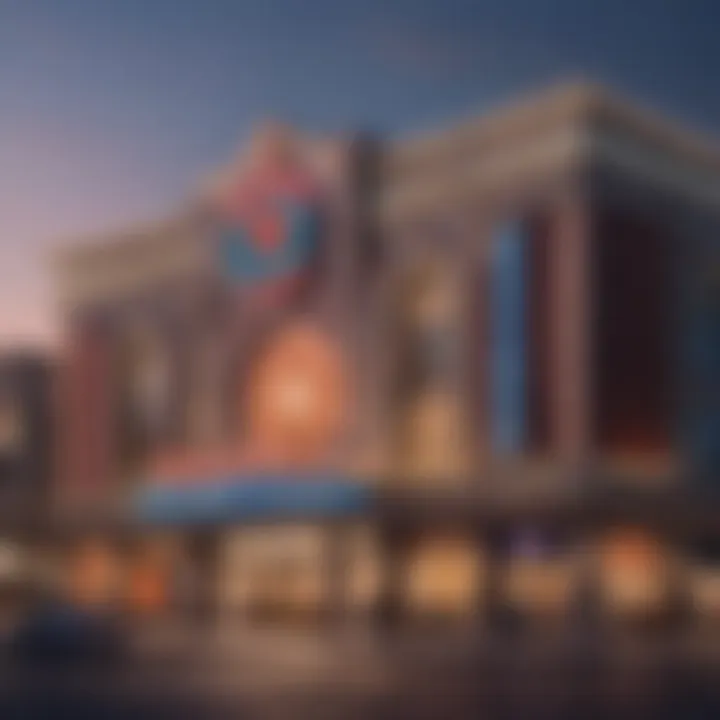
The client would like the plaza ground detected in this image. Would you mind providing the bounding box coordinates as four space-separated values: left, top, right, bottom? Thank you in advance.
1 622 718 719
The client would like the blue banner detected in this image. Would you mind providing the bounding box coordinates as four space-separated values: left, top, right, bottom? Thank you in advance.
490 221 527 454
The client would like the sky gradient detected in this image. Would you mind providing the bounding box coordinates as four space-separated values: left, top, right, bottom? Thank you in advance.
2 0 719 348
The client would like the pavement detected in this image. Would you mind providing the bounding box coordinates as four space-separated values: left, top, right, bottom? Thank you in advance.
0 622 718 718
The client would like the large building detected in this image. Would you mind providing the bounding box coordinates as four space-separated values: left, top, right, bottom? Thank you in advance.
50 84 720 628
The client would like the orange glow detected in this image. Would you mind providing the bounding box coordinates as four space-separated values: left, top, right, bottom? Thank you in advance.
147 434 291 482
127 562 168 614
69 542 120 607
248 323 347 465
601 529 666 574
144 324 347 481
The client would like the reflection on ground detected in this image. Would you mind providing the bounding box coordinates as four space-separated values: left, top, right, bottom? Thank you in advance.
0 626 718 719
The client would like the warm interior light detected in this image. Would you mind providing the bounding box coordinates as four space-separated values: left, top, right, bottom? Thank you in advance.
274 375 315 419
248 324 346 463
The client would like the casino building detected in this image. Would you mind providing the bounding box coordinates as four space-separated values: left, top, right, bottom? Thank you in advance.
51 84 720 629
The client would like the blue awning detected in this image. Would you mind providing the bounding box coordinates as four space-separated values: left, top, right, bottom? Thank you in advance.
132 474 371 526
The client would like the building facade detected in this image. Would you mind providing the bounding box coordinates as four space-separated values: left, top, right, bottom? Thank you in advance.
0 353 55 612
51 85 720 628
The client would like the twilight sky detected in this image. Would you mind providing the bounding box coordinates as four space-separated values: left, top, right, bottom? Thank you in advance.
1 0 719 348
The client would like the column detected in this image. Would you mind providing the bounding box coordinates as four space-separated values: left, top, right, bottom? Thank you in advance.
571 531 604 637
348 247 395 478
664 530 695 633
549 187 594 468
374 527 410 635
324 524 350 629
489 221 529 454
479 528 511 633
186 532 221 627
467 224 492 472
56 319 118 512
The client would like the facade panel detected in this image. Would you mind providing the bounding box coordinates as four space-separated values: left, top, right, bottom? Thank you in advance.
490 221 528 454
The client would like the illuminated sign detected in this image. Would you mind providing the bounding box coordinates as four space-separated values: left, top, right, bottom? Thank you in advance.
217 162 322 300
134 324 357 524
248 324 347 465
143 323 347 485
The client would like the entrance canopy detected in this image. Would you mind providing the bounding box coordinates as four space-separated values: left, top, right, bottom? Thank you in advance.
132 474 371 527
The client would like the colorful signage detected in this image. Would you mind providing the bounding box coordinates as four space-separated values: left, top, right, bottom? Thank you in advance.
135 320 354 524
144 323 347 484
217 162 322 300
248 324 347 464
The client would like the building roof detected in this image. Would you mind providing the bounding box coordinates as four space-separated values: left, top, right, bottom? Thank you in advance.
380 81 720 224
52 82 720 280
386 80 720 176
51 207 215 311
49 126 354 312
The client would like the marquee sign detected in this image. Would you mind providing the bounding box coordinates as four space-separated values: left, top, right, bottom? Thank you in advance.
134 321 356 525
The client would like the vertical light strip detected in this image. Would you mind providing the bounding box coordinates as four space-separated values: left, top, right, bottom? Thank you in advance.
683 252 720 482
490 221 527 454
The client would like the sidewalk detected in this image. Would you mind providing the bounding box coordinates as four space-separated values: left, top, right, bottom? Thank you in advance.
127 620 395 694
126 619 720 696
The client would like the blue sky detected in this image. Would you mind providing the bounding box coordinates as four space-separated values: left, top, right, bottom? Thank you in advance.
1 0 719 346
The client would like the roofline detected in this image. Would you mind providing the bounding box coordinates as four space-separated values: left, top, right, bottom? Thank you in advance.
386 80 720 175
50 208 205 271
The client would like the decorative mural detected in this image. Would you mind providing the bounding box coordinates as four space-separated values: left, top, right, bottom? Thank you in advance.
213 127 324 305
